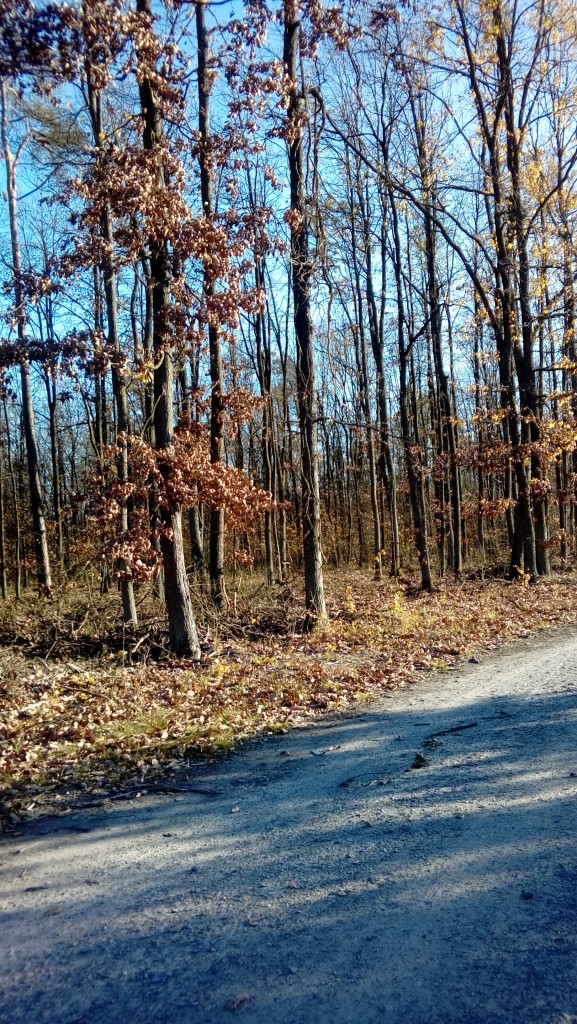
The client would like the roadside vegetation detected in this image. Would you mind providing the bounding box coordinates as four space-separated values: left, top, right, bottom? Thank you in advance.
2 570 577 824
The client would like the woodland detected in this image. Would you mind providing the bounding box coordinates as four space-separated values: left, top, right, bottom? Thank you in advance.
2 0 577 821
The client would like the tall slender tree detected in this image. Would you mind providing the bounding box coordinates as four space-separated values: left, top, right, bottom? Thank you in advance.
282 2 327 624
0 82 52 593
135 0 200 656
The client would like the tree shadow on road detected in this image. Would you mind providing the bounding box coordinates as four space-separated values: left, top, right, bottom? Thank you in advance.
2 686 577 1024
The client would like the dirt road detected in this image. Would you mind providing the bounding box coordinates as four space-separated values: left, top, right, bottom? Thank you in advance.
2 628 577 1024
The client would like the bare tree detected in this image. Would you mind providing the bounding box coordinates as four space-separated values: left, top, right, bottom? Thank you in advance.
282 6 327 624
1 81 52 593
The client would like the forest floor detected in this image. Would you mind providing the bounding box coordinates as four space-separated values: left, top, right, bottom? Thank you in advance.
2 570 577 825
1 621 577 1023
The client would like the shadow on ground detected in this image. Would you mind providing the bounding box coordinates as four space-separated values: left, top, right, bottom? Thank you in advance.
1 677 577 1024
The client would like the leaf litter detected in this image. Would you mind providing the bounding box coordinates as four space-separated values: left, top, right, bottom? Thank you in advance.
2 572 577 825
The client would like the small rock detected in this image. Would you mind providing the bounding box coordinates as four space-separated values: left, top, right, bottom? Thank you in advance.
521 890 534 901
423 738 442 751
225 993 251 1013
411 753 428 769
231 806 240 814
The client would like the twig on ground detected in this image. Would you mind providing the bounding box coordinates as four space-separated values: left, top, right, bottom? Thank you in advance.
426 722 478 739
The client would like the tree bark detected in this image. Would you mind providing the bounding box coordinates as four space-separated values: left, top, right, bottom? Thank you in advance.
283 13 327 625
196 0 226 610
0 437 7 599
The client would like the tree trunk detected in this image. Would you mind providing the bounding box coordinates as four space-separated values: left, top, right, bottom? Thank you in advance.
388 182 432 590
5 403 22 600
84 63 138 625
196 0 226 610
1 81 51 592
346 160 382 579
0 439 7 599
370 191 400 576
139 257 165 603
283 14 327 625
495 11 548 577
136 0 200 657
179 363 205 579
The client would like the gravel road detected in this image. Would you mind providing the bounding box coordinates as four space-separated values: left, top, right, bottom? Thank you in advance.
2 628 577 1024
